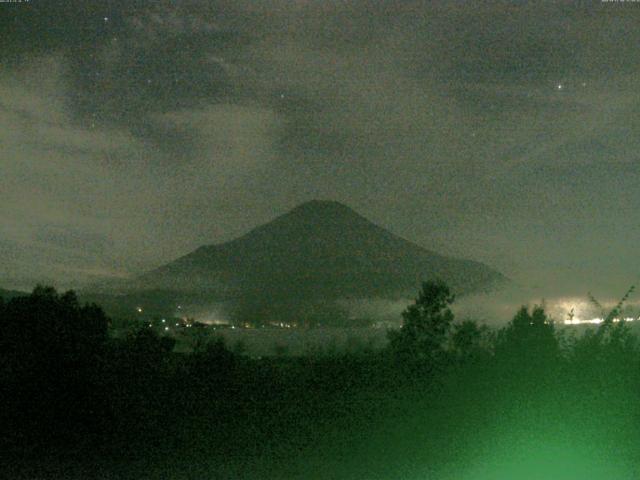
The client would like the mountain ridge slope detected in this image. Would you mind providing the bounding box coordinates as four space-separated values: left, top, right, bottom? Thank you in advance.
131 200 507 301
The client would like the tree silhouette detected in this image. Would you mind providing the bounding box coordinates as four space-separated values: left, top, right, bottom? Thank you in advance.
0 285 111 444
572 286 638 368
0 286 109 372
588 285 635 324
388 279 455 365
451 319 488 360
495 305 559 366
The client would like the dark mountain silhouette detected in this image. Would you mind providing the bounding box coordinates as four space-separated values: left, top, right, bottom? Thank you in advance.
106 200 506 323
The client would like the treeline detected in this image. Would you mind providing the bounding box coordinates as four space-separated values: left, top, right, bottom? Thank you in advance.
1 282 640 479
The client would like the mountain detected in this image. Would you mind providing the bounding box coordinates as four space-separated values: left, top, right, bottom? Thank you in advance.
112 200 506 324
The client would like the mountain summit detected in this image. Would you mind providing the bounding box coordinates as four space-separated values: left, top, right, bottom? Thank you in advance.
124 200 506 323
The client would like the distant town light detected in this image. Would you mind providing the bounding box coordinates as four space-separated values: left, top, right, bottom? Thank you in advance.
564 316 637 325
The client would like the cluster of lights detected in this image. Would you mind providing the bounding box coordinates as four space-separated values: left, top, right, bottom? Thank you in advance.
268 322 294 328
564 317 637 325
138 311 195 331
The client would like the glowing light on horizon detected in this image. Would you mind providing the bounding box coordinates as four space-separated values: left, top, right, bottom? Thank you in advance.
564 317 636 325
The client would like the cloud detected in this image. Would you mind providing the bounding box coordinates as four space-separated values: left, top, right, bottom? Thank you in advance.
0 56 160 284
0 52 285 287
1 0 640 298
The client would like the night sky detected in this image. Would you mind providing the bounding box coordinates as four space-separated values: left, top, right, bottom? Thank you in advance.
2 0 640 301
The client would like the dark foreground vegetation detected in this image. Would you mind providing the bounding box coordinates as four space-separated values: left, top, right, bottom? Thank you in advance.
2 283 640 479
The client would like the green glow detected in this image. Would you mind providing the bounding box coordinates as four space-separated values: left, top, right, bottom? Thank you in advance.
450 415 634 480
